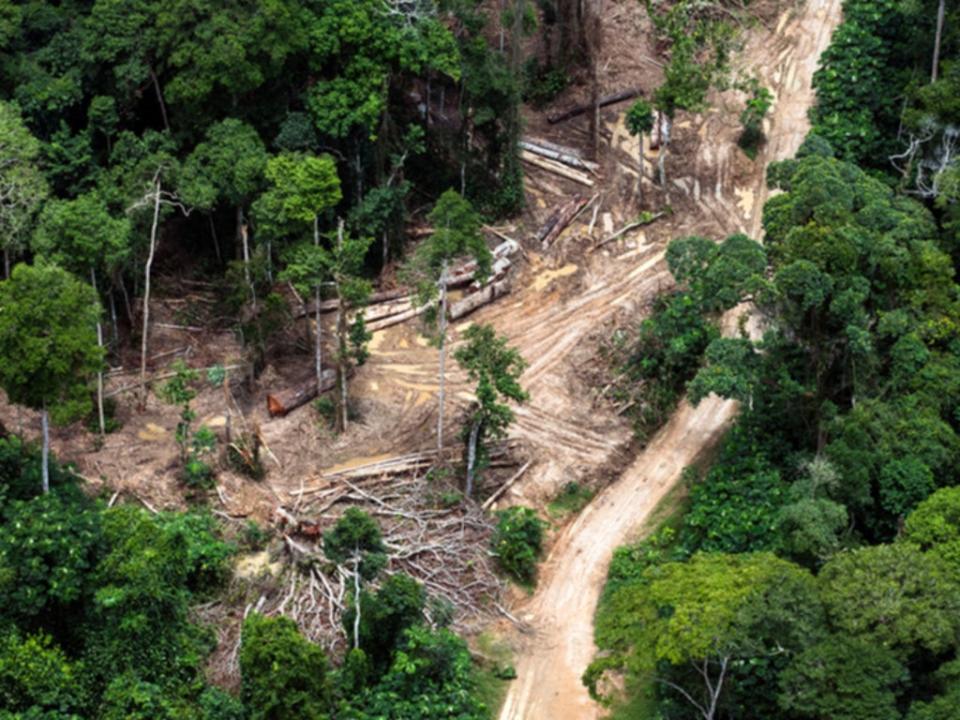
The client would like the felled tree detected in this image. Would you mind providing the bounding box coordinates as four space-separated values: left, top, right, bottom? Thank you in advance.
625 99 655 207
32 192 131 437
0 101 48 276
453 324 528 497
403 190 491 451
261 153 342 391
323 508 387 650
0 264 102 493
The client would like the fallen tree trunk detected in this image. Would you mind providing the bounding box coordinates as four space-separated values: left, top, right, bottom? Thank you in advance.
541 195 591 249
547 88 643 124
519 140 599 172
298 288 408 317
591 211 665 252
481 460 532 510
450 279 511 320
520 151 594 187
366 304 428 332
267 368 337 417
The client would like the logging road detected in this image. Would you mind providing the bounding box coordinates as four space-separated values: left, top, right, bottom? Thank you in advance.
497 1 844 718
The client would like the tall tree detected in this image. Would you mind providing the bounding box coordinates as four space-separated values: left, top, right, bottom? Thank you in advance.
453 324 528 497
323 508 387 650
403 190 491 451
32 193 131 438
626 99 655 207
260 152 342 391
179 118 268 277
329 220 373 432
0 264 103 492
0 101 48 276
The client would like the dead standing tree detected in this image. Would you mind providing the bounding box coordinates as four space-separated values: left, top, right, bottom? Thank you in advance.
127 167 191 411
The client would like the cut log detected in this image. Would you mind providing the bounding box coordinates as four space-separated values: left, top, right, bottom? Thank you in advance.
547 87 643 124
541 195 591 249
267 368 337 417
366 304 428 332
521 151 595 187
298 288 408 318
450 279 511 320
519 140 600 172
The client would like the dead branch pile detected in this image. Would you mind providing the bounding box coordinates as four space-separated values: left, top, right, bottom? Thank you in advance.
246 472 508 654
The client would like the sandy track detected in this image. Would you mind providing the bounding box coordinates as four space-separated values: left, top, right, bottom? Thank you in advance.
497 1 843 717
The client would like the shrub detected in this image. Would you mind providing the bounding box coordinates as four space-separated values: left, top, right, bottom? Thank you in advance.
491 507 545 585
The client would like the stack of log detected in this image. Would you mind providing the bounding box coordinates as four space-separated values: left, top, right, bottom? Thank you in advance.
520 137 598 187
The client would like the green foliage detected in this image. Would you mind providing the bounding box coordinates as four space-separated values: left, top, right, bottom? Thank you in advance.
343 573 426 677
491 506 545 585
0 491 101 627
323 507 387 581
0 632 85 717
179 118 267 211
31 192 130 278
341 626 488 720
0 436 78 502
0 263 102 423
407 190 492 310
454 324 528 483
820 543 960 657
625 100 655 138
259 152 342 228
0 101 48 265
547 482 595 518
522 58 568 107
680 446 785 554
809 0 907 166
82 505 219 686
779 636 907 720
240 613 330 720
646 0 737 117
738 80 773 158
903 486 960 577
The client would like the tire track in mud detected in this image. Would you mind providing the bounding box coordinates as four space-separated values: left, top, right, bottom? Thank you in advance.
497 1 843 717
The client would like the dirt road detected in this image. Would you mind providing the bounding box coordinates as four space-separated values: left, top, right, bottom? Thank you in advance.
497 1 843 717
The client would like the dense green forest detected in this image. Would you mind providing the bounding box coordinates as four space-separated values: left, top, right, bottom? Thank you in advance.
588 0 960 718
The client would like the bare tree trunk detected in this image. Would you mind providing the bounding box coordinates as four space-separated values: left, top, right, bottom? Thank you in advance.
637 132 645 207
3 248 9 278
352 552 362 649
208 213 221 264
91 269 106 437
465 418 481 498
932 0 946 81
108 288 120 351
238 208 257 312
139 179 162 410
336 220 348 433
657 113 672 187
585 1 604 159
41 404 50 494
437 261 449 452
313 216 323 391
149 67 171 133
